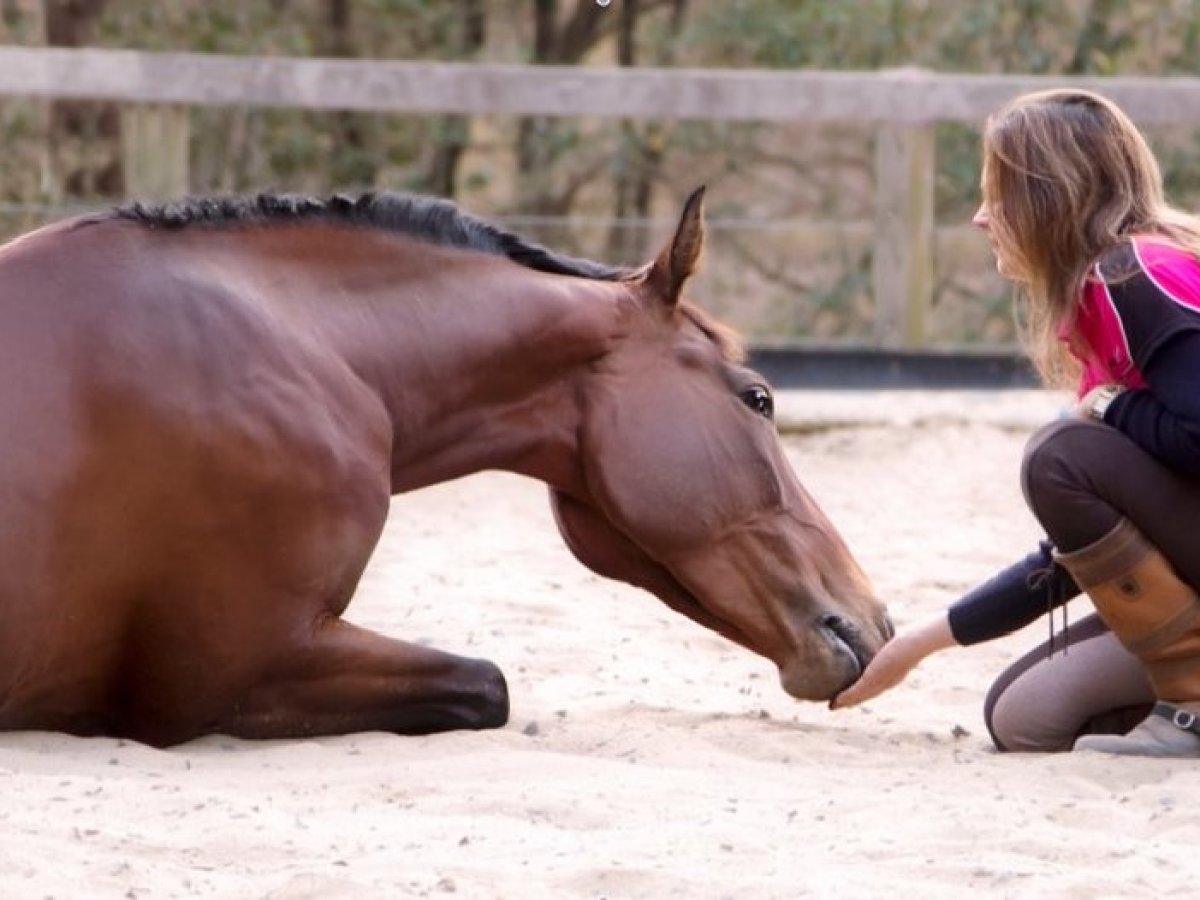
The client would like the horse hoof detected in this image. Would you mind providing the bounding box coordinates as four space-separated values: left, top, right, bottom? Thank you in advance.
468 659 510 730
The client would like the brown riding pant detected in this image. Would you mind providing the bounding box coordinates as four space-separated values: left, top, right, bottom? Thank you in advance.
983 419 1200 752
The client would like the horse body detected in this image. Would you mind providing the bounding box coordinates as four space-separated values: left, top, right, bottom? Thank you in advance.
0 219 396 742
0 190 890 745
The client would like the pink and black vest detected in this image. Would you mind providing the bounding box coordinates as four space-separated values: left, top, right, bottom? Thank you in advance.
1066 237 1200 396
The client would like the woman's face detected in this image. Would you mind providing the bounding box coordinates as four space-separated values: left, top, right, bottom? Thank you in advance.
973 163 1018 279
973 201 1012 278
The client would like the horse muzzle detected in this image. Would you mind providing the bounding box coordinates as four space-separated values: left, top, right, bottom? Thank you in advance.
778 609 894 700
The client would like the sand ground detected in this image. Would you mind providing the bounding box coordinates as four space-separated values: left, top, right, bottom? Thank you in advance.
1 390 1197 899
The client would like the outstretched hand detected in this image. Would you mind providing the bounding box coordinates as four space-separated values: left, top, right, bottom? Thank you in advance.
830 635 921 708
829 614 957 710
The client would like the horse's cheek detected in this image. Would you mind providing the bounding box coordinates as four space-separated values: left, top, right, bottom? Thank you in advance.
548 491 648 587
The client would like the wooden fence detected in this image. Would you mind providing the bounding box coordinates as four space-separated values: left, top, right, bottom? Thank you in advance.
4 45 1200 348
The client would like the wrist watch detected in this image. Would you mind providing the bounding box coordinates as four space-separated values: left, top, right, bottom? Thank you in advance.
1086 384 1126 421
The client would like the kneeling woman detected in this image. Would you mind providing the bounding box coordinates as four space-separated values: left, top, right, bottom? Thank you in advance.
834 88 1200 757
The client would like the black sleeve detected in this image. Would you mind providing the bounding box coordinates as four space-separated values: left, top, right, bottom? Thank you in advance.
1101 243 1200 366
1097 245 1200 476
1104 332 1200 477
947 542 1081 646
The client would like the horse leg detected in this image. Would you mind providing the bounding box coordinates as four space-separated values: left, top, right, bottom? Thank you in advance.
220 618 509 738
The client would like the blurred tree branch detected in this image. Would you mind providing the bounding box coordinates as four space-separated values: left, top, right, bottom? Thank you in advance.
43 0 121 198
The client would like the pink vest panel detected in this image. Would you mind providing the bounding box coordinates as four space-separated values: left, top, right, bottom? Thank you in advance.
1066 239 1200 396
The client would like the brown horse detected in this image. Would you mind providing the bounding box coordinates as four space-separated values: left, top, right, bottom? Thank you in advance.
0 187 890 746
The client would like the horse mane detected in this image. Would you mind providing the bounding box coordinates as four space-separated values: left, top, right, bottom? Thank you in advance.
107 191 629 282
103 191 743 361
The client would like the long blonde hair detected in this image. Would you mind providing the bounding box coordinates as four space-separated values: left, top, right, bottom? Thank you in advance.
981 88 1200 387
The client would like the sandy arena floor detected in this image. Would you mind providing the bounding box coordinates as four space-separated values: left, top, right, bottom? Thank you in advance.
1 390 1197 899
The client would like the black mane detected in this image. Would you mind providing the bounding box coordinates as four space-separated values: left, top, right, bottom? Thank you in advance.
109 191 628 281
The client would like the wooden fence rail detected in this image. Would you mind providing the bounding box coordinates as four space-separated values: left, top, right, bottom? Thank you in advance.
4 46 1200 347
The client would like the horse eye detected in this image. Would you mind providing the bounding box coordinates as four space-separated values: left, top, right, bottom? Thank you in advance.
740 385 774 419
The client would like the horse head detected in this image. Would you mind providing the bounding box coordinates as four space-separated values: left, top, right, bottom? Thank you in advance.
551 187 891 702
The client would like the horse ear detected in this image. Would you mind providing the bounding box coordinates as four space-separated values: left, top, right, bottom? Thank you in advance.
646 186 706 308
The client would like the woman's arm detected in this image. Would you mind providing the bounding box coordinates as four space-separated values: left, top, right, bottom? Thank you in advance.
831 545 1080 709
946 541 1078 643
1103 332 1200 477
1095 243 1200 475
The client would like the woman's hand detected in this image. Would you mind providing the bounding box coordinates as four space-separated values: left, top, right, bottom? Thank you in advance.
830 614 957 709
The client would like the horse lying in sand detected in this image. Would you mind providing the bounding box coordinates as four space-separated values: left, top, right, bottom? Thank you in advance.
0 187 891 746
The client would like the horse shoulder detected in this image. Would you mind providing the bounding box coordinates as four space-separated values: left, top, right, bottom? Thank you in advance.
0 220 393 627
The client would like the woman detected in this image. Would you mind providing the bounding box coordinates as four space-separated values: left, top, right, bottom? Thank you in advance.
834 88 1200 757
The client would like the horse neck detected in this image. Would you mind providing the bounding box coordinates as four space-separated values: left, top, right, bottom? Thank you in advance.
245 227 627 495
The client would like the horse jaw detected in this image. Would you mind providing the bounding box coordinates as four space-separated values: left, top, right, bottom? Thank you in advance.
662 509 891 700
549 489 890 701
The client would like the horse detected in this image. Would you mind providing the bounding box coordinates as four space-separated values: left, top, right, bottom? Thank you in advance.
0 186 891 747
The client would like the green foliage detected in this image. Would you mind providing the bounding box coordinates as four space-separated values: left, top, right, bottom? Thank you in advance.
8 0 1200 347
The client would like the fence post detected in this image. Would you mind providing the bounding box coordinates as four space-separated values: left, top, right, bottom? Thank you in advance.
872 122 935 348
120 103 190 200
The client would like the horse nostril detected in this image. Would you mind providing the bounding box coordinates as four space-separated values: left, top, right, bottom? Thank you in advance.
820 613 847 633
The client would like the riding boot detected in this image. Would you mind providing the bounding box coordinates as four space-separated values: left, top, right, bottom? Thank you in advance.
1053 519 1200 757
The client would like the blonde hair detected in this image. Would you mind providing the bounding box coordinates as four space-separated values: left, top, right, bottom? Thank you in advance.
981 88 1200 387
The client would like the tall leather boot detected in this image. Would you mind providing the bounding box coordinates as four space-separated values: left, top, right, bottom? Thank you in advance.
1054 519 1200 757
